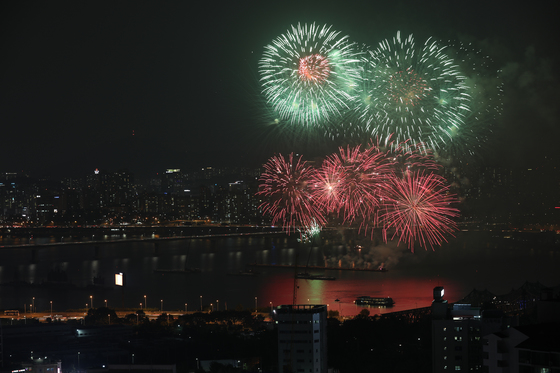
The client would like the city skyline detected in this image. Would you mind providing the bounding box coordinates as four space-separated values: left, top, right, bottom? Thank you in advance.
1 161 558 228
1 4 559 371
1 1 559 179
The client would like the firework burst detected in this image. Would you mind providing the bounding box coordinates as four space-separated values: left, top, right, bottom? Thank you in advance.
379 170 460 251
257 153 325 234
311 144 393 229
259 23 362 129
257 140 460 250
297 219 323 243
354 31 471 150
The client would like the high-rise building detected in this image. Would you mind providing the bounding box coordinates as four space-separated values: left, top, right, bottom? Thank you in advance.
161 169 186 195
274 305 327 373
431 287 505 372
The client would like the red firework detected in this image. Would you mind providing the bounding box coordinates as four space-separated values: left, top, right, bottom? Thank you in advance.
379 171 459 252
309 162 341 214
298 54 330 83
311 144 393 228
257 153 325 234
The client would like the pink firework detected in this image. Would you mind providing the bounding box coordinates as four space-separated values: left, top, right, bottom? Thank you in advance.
311 144 392 228
308 159 343 214
380 171 459 252
257 153 325 234
298 54 330 83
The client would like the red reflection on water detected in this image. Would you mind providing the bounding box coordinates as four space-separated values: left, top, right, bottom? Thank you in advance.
258 273 297 308
258 271 462 317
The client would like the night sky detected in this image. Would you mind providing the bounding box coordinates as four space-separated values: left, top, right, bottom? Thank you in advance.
1 0 558 179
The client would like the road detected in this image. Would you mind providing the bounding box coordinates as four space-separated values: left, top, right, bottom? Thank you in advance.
1 310 191 322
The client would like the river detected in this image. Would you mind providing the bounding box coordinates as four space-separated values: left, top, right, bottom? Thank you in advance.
0 230 558 317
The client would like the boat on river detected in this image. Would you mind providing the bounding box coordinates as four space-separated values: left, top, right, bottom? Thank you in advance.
296 272 336 281
355 296 394 307
248 263 387 272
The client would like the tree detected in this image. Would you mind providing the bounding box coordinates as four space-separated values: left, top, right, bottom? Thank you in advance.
357 308 370 319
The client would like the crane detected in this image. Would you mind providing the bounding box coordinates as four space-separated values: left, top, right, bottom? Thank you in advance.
292 252 299 305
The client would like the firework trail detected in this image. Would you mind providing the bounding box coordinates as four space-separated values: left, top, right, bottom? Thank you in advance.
259 23 362 129
379 170 460 252
257 153 325 234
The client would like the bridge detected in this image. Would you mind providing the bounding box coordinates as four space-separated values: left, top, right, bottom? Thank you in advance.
0 225 283 241
0 225 287 263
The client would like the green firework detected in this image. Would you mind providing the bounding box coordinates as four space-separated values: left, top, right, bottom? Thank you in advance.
355 31 471 150
259 23 362 129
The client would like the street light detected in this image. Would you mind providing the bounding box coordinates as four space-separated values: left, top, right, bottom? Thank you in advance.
90 295 93 309
255 296 257 312
185 303 187 313
32 297 35 313
160 299 163 312
216 299 219 311
270 301 273 313
108 314 111 325
50 301 53 318
144 295 147 309
140 302 143 310
200 295 202 311
105 299 107 308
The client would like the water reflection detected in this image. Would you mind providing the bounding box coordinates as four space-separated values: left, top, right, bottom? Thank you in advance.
0 232 557 317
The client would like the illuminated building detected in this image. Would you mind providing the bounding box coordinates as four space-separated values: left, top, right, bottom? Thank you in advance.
274 304 327 373
21 358 61 373
161 169 186 195
431 287 506 372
